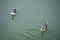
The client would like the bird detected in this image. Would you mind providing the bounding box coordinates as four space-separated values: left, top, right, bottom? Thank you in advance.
41 22 48 32
41 22 48 36
10 8 16 20
10 8 16 16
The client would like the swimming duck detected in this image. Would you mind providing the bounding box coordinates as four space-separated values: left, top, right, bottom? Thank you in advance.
10 8 16 20
41 22 48 32
10 8 16 16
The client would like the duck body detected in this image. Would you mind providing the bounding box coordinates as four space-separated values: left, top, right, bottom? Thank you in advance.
10 8 16 16
41 22 48 32
41 26 46 32
11 12 16 16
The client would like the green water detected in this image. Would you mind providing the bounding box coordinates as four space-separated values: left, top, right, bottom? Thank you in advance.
0 0 60 40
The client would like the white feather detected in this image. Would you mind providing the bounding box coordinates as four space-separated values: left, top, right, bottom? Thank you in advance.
10 12 16 16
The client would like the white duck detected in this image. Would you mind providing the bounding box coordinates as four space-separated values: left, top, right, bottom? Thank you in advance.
41 22 48 32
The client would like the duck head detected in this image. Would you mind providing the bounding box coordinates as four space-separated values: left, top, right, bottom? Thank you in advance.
44 22 48 29
13 8 16 13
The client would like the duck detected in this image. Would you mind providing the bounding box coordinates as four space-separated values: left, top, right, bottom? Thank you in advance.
10 8 16 16
41 22 48 32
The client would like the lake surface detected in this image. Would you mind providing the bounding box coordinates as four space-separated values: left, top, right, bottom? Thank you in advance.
0 0 60 40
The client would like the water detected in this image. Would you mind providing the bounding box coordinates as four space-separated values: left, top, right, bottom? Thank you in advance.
0 0 60 40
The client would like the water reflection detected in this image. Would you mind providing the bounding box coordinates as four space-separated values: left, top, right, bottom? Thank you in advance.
11 15 14 20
